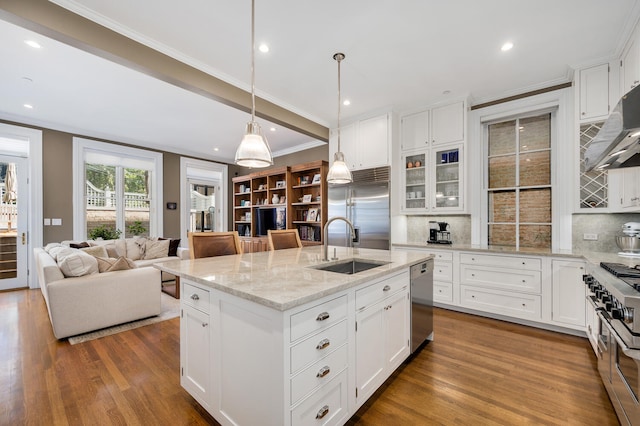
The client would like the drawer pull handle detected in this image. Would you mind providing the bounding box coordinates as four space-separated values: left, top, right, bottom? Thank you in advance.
316 312 330 321
316 338 331 350
202 322 208 327
190 294 200 301
383 285 391 292
317 366 331 378
316 405 330 420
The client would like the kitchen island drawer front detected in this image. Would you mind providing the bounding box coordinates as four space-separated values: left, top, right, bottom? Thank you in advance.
291 295 348 342
433 261 452 282
355 270 409 311
434 281 453 303
460 265 541 293
459 253 541 271
183 281 211 313
290 369 348 426
291 344 348 404
460 285 542 320
430 250 453 262
290 320 348 374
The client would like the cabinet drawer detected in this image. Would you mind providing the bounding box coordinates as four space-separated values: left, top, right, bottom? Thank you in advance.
433 261 452 282
433 281 452 303
291 344 348 404
430 250 453 262
290 369 348 426
460 265 541 293
291 320 348 374
356 270 409 311
459 253 541 271
460 285 541 321
182 282 210 313
291 295 347 342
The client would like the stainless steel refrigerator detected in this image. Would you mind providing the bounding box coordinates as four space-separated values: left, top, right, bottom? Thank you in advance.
327 167 390 250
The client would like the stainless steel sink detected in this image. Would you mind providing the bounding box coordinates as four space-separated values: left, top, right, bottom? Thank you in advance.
310 259 390 275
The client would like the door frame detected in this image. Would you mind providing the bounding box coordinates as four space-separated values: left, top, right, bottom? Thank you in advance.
0 123 43 289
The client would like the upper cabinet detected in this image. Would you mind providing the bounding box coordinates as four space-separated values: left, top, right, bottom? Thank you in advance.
578 63 610 122
329 113 391 171
621 26 640 96
400 101 464 150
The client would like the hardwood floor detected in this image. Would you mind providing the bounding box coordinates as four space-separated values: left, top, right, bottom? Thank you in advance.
1 289 618 425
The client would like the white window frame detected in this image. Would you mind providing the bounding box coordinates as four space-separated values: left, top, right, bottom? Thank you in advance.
468 88 574 250
72 138 163 240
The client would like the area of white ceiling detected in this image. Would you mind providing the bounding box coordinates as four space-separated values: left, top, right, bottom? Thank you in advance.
1 0 639 164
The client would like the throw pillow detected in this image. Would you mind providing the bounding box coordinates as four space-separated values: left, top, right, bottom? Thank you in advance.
125 237 147 261
144 239 171 259
159 238 181 256
57 250 99 277
96 256 137 273
69 241 90 249
80 245 108 258
46 245 68 261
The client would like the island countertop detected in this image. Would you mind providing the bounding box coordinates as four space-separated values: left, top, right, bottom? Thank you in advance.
154 246 432 311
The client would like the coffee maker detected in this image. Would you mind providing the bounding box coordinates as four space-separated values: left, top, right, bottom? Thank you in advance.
428 221 452 244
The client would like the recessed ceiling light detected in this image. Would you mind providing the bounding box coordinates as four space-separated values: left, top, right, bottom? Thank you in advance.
22 77 33 83
442 90 451 95
501 42 514 52
24 40 42 49
259 43 269 53
270 127 276 132
23 104 33 109
343 100 351 106
213 147 219 152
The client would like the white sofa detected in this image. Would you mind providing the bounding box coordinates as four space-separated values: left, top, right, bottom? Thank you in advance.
34 237 188 339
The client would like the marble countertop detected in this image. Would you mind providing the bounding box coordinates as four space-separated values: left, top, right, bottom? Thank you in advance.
393 242 583 259
154 246 432 311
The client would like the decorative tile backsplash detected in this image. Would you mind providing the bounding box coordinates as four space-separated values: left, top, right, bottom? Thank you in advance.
406 215 471 244
572 213 640 253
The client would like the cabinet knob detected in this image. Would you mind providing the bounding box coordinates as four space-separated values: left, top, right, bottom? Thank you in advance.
582 112 586 115
316 365 331 378
522 279 526 283
316 405 330 420
316 338 331 350
316 311 330 321
383 285 391 292
201 322 208 327
190 294 200 301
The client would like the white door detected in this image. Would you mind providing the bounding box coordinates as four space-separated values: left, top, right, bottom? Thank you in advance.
0 156 28 290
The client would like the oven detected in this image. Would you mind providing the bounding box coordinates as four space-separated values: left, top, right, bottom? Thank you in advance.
584 263 640 425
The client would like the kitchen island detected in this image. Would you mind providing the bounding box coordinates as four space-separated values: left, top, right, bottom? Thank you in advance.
155 246 431 426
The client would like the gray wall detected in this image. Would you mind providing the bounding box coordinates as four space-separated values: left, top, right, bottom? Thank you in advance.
572 213 640 253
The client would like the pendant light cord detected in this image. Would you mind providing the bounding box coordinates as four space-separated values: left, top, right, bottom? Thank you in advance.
334 53 345 153
250 0 256 123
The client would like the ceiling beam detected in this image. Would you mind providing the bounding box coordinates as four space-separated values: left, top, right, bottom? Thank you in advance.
0 0 329 142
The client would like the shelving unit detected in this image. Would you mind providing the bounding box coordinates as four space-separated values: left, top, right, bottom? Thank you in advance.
232 162 327 251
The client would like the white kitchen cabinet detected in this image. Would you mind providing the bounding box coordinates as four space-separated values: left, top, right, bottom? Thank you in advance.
355 271 409 407
431 101 465 145
400 110 429 151
180 283 212 411
586 295 600 355
431 249 454 303
621 28 640 95
402 150 428 211
329 113 390 171
578 63 610 122
551 260 586 328
610 168 640 212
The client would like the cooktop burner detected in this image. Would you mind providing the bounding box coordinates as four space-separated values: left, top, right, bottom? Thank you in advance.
600 262 640 278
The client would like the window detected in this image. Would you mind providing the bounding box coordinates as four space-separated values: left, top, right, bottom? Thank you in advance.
486 113 552 249
73 138 163 240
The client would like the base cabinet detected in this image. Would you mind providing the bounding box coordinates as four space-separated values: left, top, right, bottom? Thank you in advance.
180 269 410 426
551 260 586 328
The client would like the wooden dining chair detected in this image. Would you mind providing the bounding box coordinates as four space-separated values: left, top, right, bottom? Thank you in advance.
267 229 302 251
188 231 243 259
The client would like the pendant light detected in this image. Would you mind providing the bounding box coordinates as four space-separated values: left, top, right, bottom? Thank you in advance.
234 0 273 168
327 52 353 184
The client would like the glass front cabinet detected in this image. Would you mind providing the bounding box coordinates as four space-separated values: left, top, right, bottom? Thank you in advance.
402 144 464 213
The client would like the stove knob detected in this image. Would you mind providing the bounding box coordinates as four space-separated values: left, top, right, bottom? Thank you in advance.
605 301 613 311
612 308 623 320
584 275 594 284
602 295 611 303
589 283 600 293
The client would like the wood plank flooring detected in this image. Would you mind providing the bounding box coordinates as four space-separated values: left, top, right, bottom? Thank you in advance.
0 289 618 425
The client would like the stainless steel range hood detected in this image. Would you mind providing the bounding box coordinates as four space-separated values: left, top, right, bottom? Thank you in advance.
584 84 640 171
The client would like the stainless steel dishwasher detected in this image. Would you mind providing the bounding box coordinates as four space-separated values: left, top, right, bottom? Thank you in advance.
410 259 433 353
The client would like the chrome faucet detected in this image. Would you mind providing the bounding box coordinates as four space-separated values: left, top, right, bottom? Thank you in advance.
323 216 356 261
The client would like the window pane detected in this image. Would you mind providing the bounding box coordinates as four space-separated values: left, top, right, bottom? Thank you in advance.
489 155 516 188
520 151 550 186
488 190 516 223
520 188 551 223
488 224 516 246
86 163 117 238
124 168 150 238
488 120 516 156
519 114 550 152
519 225 551 248
190 184 216 232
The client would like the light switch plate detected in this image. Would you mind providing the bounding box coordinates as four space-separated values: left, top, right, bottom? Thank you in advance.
43 218 51 226
583 233 598 241
52 218 62 226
